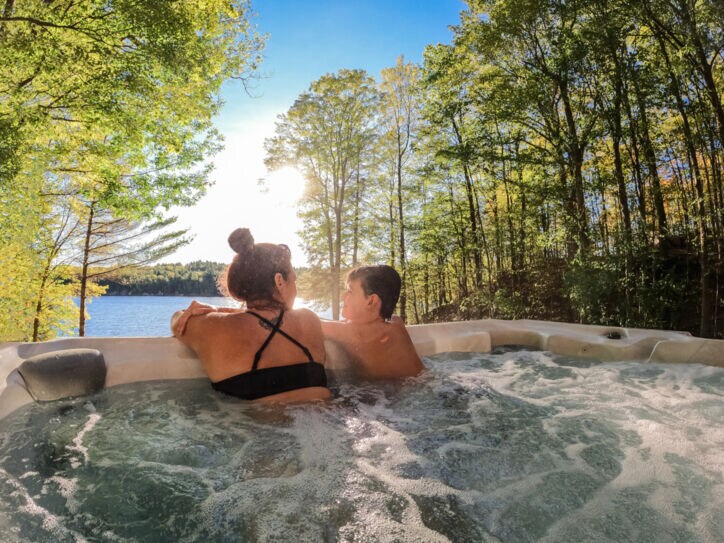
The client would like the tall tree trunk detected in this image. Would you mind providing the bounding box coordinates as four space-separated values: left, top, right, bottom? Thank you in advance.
557 159 579 258
396 151 407 320
332 201 343 321
408 270 419 324
32 272 48 342
451 115 483 290
79 203 95 337
478 199 494 296
611 72 633 251
622 81 648 237
437 253 446 307
491 191 502 273
352 168 361 267
501 153 518 274
448 185 469 298
388 198 396 265
423 258 430 316
515 142 527 276
322 201 336 319
560 80 590 254
632 71 667 238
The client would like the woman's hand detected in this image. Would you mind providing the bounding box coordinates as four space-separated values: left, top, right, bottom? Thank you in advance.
172 301 218 336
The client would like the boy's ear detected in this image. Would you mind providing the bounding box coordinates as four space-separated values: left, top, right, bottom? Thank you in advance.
368 293 382 311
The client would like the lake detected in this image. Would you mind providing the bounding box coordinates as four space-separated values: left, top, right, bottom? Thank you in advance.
68 296 330 337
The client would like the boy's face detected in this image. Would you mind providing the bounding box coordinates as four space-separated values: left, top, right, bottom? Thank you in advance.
341 278 374 322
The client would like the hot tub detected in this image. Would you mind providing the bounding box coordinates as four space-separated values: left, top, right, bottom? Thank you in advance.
0 320 722 542
1 319 722 420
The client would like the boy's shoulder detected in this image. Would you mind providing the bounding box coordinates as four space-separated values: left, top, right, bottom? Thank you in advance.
384 317 414 338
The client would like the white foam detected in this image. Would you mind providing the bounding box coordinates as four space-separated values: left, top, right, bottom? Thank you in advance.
66 413 101 468
469 354 723 542
0 468 88 542
1 355 721 541
48 475 76 500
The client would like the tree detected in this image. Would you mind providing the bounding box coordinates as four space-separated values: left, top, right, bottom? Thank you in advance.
631 0 723 336
30 200 83 342
265 69 381 319
409 0 721 335
73 202 190 335
378 56 422 320
0 0 263 340
422 43 485 293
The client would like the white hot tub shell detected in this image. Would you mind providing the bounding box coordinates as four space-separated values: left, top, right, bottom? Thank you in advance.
1 319 722 420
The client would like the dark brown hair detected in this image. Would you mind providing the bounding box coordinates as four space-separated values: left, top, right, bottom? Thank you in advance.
347 265 401 320
220 228 292 308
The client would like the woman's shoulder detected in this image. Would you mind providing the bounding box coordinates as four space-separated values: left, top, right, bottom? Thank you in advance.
188 309 252 334
288 307 322 324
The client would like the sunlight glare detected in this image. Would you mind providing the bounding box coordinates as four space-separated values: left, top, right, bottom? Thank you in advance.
264 166 306 204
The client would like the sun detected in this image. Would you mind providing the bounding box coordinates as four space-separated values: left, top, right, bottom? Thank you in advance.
264 166 306 204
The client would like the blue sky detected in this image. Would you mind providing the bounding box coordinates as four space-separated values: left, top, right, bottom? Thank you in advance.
165 0 464 265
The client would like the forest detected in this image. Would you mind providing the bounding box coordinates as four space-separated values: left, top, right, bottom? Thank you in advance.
0 0 263 340
1 0 722 341
97 262 227 297
266 0 723 337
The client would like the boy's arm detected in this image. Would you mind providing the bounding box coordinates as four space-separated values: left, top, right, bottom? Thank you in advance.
320 319 348 342
320 320 362 372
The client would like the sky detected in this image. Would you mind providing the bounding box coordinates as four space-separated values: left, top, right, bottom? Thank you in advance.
163 0 464 266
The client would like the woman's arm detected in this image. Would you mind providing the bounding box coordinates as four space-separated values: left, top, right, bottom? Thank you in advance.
172 300 240 337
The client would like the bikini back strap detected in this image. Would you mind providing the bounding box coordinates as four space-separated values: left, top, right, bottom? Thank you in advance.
275 327 314 362
246 308 314 369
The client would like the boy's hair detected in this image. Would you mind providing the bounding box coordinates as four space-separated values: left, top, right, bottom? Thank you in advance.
347 265 401 320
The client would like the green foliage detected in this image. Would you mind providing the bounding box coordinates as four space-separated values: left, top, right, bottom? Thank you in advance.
0 0 263 340
264 69 381 318
98 261 227 296
403 0 722 337
269 0 722 337
565 257 624 325
5 0 720 338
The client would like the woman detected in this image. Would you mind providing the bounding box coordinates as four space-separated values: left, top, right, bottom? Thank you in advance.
172 228 331 403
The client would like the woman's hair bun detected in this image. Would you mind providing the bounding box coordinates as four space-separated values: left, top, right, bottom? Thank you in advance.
228 228 254 255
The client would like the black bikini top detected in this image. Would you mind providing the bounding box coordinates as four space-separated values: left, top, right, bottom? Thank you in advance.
211 307 327 400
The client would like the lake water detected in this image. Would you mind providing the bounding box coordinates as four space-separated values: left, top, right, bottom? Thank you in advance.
68 296 329 337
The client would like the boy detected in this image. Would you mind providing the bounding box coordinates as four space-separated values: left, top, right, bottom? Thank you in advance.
322 265 424 379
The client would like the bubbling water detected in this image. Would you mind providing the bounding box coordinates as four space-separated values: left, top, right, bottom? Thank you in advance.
0 349 722 542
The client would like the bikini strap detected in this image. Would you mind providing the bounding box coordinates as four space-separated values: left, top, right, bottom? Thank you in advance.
246 307 314 369
247 308 282 371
